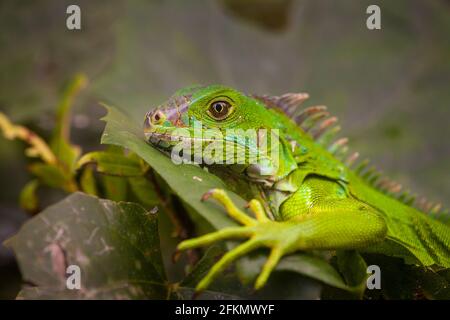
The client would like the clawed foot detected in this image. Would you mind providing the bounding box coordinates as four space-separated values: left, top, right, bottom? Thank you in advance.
177 189 300 292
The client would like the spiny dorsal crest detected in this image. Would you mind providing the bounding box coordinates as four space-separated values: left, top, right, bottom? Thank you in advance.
253 93 310 115
252 93 341 148
252 92 449 223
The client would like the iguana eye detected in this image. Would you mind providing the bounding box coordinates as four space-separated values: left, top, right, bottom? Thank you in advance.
208 101 232 120
150 110 166 125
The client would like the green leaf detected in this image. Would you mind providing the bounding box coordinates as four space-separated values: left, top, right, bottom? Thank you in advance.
239 253 353 293
78 151 146 177
100 104 244 230
128 176 159 208
180 245 225 288
80 166 98 196
176 245 248 299
50 74 87 171
29 163 76 192
276 254 352 291
5 192 167 299
321 251 370 299
334 250 368 298
19 179 39 212
101 175 127 201
53 74 88 142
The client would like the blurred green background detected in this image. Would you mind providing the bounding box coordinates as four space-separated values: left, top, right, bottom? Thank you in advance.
0 0 449 299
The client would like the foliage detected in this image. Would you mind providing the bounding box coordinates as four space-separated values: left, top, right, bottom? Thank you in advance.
5 192 167 299
1 76 447 299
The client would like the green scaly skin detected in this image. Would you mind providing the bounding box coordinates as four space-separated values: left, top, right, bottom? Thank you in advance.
143 85 450 292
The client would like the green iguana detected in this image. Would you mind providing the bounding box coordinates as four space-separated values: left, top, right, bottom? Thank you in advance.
143 85 450 293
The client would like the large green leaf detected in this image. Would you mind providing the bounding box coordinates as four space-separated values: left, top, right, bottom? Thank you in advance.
335 250 368 298
100 105 354 295
100 104 244 230
5 192 167 299
277 255 352 292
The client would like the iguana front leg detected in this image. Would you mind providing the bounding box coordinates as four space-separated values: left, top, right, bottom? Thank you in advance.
178 187 387 292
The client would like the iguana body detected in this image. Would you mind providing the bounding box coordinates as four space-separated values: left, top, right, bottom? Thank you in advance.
143 85 450 291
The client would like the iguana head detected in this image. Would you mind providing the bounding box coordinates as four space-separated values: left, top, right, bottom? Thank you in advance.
144 85 298 183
